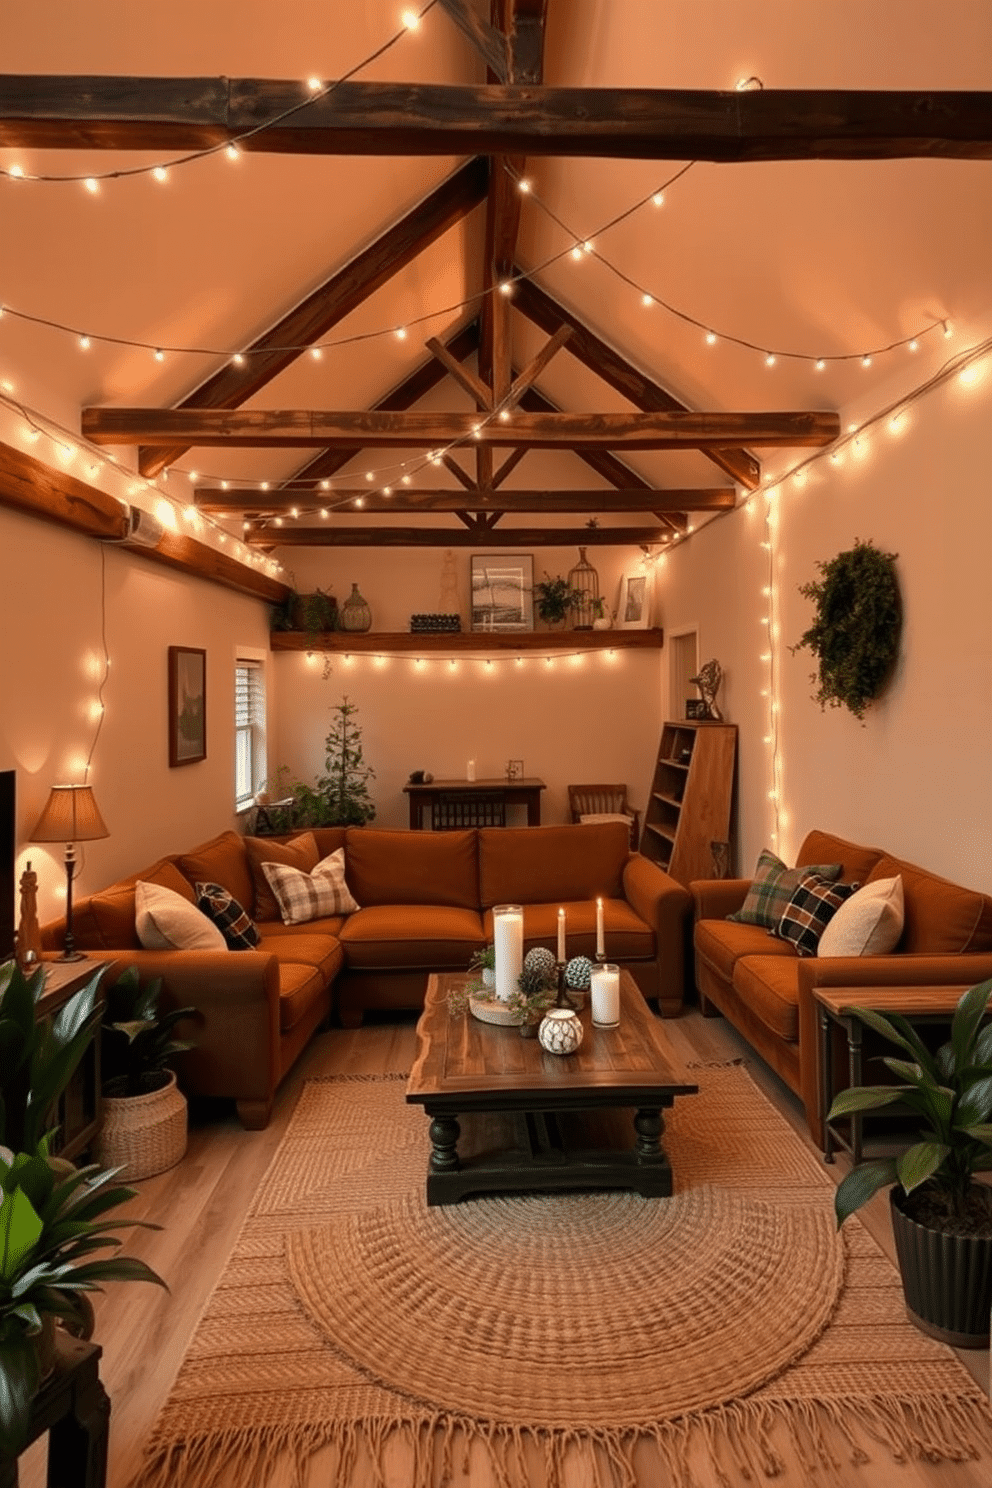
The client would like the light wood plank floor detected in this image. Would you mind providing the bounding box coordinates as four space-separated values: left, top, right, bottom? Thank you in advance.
19 1008 992 1488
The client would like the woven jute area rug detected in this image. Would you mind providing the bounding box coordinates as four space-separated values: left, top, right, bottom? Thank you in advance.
129 1064 992 1488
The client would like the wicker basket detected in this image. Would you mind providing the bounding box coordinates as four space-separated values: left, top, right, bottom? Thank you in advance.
97 1070 188 1181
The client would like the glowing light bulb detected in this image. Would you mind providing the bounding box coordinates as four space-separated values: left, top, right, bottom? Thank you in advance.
765 354 776 368
571 246 583 261
383 486 392 496
289 507 299 519
402 474 412 485
9 165 24 179
498 409 510 422
320 480 330 490
862 355 872 368
79 336 91 350
395 326 407 340
651 192 664 207
84 177 99 194
307 77 322 91
311 346 323 360
260 481 270 491
908 339 919 352
705 332 717 346
354 496 364 508
365 470 375 482
233 353 245 366
226 144 240 161
153 166 168 183
943 321 953 338
583 240 594 254
273 517 283 526
154 348 164 361
222 480 230 491
402 8 420 28
518 178 532 194
641 293 653 307
499 281 512 296
815 359 826 371
320 508 328 518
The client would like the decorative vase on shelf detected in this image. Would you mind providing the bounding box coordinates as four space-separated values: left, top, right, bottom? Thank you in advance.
339 583 372 633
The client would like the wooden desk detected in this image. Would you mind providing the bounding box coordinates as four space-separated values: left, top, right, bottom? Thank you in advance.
404 777 546 829
0 1335 109 1488
816 985 971 1164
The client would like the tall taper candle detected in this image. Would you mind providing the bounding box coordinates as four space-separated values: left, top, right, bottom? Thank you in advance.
596 896 605 958
557 906 566 963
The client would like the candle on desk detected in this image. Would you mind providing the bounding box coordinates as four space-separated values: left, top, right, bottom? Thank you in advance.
557 907 566 963
596 896 605 958
590 963 621 1028
492 905 523 1003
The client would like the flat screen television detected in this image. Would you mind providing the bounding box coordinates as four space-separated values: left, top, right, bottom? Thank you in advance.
0 770 14 964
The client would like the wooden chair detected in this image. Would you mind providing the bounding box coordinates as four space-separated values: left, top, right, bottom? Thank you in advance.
567 784 641 850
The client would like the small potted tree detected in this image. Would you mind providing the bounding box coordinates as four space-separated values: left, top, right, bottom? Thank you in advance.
829 978 992 1346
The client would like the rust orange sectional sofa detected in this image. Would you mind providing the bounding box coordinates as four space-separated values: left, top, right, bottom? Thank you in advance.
692 829 992 1143
42 821 691 1129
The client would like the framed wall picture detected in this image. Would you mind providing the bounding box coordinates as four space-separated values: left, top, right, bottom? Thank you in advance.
617 568 653 630
471 554 534 631
168 646 206 767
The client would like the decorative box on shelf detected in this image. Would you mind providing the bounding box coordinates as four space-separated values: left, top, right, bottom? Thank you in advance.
410 614 462 634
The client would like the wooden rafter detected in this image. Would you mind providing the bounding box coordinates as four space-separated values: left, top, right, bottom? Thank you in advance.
83 407 841 450
245 523 675 548
196 487 736 514
3 78 989 159
514 276 761 489
438 0 509 81
137 157 489 476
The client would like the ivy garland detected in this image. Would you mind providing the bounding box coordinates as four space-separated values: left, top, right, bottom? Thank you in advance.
791 539 902 721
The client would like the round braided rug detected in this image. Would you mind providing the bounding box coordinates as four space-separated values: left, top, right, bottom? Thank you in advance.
286 1184 843 1429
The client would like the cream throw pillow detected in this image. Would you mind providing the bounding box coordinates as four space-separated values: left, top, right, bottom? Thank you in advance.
262 850 360 925
135 879 227 951
817 875 904 958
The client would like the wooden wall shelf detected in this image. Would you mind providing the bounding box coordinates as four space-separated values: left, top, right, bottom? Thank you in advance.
270 628 664 653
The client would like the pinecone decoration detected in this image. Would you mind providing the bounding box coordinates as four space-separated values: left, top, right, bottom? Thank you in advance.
565 955 593 991
517 962 554 997
524 946 556 979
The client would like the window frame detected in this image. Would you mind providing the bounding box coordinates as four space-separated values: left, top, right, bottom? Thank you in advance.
234 654 267 812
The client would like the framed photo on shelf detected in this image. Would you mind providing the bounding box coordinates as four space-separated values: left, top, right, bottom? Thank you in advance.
470 554 534 632
617 568 653 630
168 646 206 767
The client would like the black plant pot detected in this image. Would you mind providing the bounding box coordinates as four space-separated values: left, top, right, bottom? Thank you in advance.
889 1188 992 1348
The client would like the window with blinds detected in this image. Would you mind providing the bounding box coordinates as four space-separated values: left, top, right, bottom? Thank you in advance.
235 660 266 811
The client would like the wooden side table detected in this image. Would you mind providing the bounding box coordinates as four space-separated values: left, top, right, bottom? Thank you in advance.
815 985 971 1164
404 777 546 829
36 959 104 1161
0 1335 109 1488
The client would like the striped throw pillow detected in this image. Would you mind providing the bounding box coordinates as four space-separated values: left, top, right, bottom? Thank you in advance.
261 852 359 925
728 849 843 928
195 882 261 950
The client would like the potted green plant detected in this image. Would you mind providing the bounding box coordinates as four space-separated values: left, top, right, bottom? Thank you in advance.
0 961 106 1156
468 945 497 990
792 538 901 721
829 977 992 1346
286 697 376 828
97 968 196 1182
0 1141 166 1456
534 575 581 630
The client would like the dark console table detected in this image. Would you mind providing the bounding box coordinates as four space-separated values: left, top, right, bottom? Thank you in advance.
404 777 546 829
0 1336 109 1488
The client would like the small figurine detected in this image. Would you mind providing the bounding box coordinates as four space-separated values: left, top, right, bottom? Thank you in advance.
690 659 724 720
16 860 43 969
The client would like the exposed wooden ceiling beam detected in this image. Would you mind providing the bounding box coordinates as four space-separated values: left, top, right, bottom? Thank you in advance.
83 407 841 450
513 276 761 489
137 156 489 476
426 336 493 408
197 487 736 513
3 79 989 159
245 522 674 547
438 0 509 82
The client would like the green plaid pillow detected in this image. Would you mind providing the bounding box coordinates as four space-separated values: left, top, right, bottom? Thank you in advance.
195 881 261 950
727 849 843 928
773 873 859 957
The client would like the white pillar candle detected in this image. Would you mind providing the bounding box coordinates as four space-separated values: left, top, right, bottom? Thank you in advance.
493 905 523 1002
467 759 476 782
591 963 621 1028
596 896 605 957
557 906 566 963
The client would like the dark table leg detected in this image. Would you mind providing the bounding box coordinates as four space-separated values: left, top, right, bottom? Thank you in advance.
47 1353 110 1488
525 789 541 826
847 1016 864 1166
428 1114 461 1175
633 1107 664 1165
820 1007 835 1163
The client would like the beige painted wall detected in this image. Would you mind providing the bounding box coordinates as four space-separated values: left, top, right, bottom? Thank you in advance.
656 361 992 892
0 504 274 925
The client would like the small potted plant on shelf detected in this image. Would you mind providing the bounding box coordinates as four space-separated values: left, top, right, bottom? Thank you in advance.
97 968 196 1182
829 977 992 1346
534 575 581 631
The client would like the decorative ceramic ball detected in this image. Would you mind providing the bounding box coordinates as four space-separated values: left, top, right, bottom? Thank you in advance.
564 955 593 991
538 1008 584 1056
524 946 556 978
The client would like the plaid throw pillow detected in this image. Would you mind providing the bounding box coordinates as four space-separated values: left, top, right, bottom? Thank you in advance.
728 849 843 928
195 881 261 950
312 848 360 913
773 873 859 957
261 854 360 926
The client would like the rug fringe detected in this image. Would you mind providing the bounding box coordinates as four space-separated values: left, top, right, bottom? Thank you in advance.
307 1071 410 1084
128 1392 992 1488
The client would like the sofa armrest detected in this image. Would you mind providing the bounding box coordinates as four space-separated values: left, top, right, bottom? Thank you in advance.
79 949 281 1113
691 879 751 920
622 855 692 1013
797 953 992 1146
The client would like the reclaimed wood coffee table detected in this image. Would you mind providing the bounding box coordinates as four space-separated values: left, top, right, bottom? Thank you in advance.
407 970 698 1205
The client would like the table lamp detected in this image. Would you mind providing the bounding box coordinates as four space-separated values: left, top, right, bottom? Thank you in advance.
30 784 109 961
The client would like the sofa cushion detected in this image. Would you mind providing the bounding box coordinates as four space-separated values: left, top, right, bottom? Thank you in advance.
818 876 904 958
728 849 842 928
772 873 859 958
797 831 885 884
277 961 332 1034
479 823 629 908
245 832 320 922
733 956 802 1043
339 905 485 969
256 931 341 984
81 859 195 950
262 859 358 925
178 831 255 918
694 918 797 982
135 880 227 952
867 854 992 954
483 900 655 962
256 915 346 939
344 829 478 909
195 882 261 950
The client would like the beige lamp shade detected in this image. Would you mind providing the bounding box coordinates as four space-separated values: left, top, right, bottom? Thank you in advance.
31 784 109 844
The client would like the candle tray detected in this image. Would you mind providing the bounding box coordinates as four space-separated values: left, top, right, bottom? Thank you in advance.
469 991 522 1026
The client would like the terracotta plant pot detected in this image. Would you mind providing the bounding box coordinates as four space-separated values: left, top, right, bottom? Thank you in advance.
889 1188 992 1348
97 1070 188 1182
